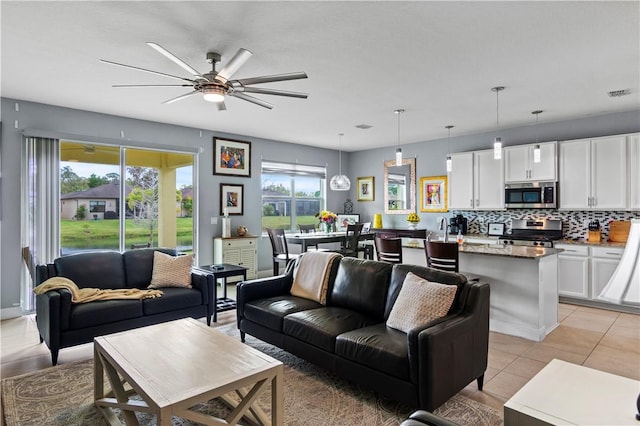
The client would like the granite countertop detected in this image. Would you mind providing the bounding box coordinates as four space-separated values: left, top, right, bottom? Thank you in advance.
556 239 627 248
402 237 561 259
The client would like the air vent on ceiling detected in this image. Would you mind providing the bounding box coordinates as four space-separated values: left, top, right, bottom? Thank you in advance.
355 124 373 130
607 89 631 98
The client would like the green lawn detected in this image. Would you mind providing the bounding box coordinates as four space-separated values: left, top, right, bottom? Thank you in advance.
262 215 319 231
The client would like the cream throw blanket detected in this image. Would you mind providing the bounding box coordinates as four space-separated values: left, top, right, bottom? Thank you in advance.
290 251 342 304
33 277 163 303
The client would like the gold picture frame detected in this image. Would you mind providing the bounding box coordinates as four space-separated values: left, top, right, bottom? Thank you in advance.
419 176 448 212
356 176 375 201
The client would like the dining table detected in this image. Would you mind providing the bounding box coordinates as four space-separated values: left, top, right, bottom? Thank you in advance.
285 231 375 253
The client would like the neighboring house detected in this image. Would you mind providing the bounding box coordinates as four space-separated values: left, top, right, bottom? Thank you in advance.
60 182 132 220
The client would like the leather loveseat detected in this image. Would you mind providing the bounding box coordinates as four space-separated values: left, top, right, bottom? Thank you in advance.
35 248 213 365
236 255 490 411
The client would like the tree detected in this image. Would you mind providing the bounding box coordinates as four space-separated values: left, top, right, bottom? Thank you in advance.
182 196 193 217
76 204 87 220
60 166 87 194
87 173 108 188
126 167 159 246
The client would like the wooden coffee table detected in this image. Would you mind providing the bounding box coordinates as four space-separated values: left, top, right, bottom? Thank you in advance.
94 318 283 425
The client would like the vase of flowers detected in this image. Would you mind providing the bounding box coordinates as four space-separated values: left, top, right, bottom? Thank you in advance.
407 212 420 230
316 210 338 233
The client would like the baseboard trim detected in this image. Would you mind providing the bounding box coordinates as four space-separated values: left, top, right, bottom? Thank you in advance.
1 306 24 320
559 296 640 314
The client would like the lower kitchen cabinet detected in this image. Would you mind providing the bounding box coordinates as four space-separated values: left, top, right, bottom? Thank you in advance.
213 236 258 282
556 243 624 303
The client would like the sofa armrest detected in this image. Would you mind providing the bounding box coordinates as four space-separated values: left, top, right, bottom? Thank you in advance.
191 272 214 323
236 274 293 324
408 282 490 410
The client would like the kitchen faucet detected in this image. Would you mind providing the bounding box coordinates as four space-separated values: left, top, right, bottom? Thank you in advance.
438 217 450 243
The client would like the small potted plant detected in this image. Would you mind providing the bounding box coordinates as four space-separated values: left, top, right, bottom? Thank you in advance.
407 212 420 230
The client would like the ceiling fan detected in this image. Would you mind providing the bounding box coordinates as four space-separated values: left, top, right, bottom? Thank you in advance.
100 42 308 110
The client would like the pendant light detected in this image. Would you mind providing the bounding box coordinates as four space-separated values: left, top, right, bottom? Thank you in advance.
532 110 543 163
491 86 505 160
329 133 351 191
394 109 405 166
445 125 454 172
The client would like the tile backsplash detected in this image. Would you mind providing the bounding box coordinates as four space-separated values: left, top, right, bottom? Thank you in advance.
452 209 640 241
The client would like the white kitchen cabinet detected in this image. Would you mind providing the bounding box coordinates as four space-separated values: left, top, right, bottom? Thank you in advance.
559 135 627 210
448 149 504 210
213 237 258 282
629 133 640 210
556 244 589 299
504 141 557 183
590 246 624 298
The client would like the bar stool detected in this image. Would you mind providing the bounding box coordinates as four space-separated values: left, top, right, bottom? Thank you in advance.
374 236 403 264
423 240 478 281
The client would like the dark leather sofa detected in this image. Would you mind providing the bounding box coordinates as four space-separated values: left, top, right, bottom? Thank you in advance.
35 248 213 365
236 256 490 411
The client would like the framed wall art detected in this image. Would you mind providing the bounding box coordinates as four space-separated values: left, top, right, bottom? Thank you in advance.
220 183 244 216
336 214 361 232
356 176 375 201
214 137 251 177
419 176 448 213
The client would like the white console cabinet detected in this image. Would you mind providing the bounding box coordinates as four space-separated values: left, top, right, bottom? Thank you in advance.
213 237 258 282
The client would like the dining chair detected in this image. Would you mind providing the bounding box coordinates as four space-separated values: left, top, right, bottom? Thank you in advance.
297 224 327 251
333 223 363 257
423 240 479 281
374 236 403 264
266 228 300 276
356 222 374 260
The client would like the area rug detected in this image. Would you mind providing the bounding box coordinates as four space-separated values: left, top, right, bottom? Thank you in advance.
1 324 503 426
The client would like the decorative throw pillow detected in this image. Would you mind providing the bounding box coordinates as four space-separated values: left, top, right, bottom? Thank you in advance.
386 272 457 333
290 251 341 304
149 251 193 289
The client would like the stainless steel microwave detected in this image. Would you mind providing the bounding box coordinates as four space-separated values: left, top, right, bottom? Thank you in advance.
505 182 557 209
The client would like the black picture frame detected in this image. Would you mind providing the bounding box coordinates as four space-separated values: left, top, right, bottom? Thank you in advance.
213 137 251 177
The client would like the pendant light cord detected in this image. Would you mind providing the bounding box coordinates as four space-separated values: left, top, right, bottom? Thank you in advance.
338 133 343 175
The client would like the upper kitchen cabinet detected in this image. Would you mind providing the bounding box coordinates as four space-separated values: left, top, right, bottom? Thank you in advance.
448 149 504 210
629 133 640 211
559 135 627 210
504 141 557 183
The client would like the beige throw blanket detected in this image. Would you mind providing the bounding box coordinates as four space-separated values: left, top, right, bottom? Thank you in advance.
33 277 163 303
290 251 342 304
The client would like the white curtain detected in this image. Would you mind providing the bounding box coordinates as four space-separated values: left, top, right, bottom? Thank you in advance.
21 136 59 311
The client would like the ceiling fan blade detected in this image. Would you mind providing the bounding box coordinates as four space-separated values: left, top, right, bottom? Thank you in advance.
113 84 193 88
234 72 308 86
100 59 195 83
235 87 308 99
162 91 200 104
230 92 274 109
146 42 206 79
216 101 227 111
216 48 253 82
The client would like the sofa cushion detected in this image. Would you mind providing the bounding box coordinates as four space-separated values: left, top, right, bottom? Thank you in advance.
142 287 203 315
283 307 379 352
291 251 342 304
54 251 126 290
336 323 409 380
149 251 193 289
244 296 323 332
386 272 457 333
329 258 392 320
123 248 177 289
68 299 143 329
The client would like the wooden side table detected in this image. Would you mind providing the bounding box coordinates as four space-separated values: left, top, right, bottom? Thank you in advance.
193 263 248 322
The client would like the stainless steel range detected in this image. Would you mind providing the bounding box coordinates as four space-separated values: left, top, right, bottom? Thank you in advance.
499 219 563 248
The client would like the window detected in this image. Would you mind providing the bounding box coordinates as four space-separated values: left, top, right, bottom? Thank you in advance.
89 201 106 213
261 160 326 232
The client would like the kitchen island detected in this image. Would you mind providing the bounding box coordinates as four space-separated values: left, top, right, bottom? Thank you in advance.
402 239 561 341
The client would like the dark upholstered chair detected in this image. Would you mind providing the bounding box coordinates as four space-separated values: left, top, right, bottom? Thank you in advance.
267 228 300 275
424 240 478 281
374 236 403 263
357 222 374 259
297 224 327 251
333 223 363 257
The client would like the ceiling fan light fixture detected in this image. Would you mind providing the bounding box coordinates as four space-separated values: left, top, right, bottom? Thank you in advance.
203 87 225 103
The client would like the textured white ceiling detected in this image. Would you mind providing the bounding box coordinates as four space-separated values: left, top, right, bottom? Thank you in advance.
2 1 639 151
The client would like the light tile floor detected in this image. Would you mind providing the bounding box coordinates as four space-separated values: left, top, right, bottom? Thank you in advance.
1 298 639 417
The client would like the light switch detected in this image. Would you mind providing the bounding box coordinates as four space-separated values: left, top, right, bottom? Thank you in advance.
210 217 218 225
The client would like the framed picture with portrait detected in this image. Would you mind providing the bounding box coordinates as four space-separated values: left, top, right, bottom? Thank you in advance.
336 214 360 232
214 137 251 177
419 176 448 212
220 183 244 216
356 176 374 201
